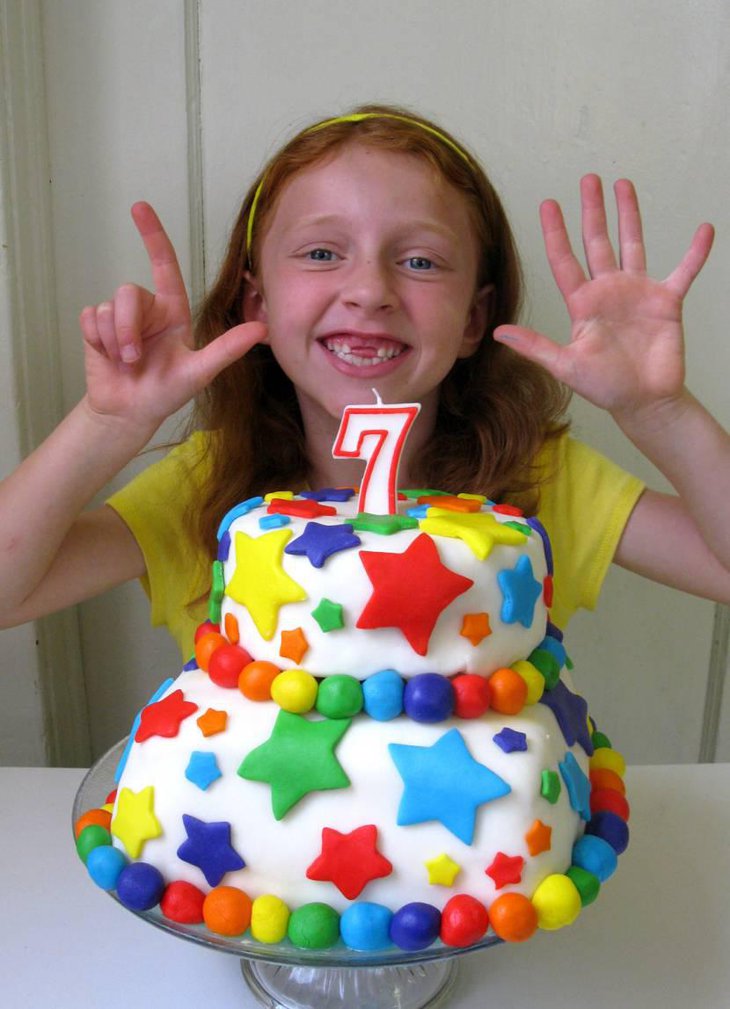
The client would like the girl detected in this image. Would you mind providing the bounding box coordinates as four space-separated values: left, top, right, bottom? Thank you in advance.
1 103 729 659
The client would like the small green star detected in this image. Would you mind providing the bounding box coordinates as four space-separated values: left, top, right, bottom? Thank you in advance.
540 768 561 804
351 513 419 535
238 710 351 819
311 597 345 632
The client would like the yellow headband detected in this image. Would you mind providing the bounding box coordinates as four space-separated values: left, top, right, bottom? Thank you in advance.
245 112 472 264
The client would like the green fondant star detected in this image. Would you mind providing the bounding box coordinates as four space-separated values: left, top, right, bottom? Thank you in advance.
419 510 527 560
398 488 448 499
225 529 307 639
238 710 351 819
351 513 419 536
311 597 345 632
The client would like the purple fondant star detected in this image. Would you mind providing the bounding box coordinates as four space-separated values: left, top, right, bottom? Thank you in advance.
300 487 356 502
284 521 361 568
177 814 245 886
539 679 594 756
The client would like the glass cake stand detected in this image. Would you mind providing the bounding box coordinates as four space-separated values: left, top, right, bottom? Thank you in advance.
74 740 502 1009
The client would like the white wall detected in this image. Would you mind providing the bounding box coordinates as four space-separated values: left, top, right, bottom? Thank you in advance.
0 0 728 765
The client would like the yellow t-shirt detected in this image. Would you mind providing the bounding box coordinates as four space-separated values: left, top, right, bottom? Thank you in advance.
107 432 644 659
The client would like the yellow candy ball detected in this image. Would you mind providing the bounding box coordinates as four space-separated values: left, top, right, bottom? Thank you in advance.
589 747 626 778
532 874 582 930
271 669 318 713
510 660 545 704
251 894 290 943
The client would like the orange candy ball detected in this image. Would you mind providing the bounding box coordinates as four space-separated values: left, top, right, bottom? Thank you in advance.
489 892 538 942
195 631 228 672
203 886 252 936
589 768 626 795
74 808 112 838
488 667 528 715
238 660 281 701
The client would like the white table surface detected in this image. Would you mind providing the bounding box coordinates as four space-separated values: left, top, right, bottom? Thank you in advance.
1 762 728 1008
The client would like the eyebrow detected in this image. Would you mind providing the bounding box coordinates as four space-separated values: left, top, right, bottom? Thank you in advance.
284 214 459 242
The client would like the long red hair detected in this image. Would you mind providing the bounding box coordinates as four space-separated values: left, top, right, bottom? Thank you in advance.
188 104 570 561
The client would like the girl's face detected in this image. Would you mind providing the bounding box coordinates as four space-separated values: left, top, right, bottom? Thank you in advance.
247 142 489 431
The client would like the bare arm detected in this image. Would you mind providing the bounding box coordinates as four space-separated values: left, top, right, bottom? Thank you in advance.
0 203 265 627
494 175 730 600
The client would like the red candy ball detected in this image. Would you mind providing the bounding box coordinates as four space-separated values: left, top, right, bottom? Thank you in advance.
160 880 206 924
439 894 489 947
451 674 491 718
208 644 254 689
194 621 220 643
590 788 630 821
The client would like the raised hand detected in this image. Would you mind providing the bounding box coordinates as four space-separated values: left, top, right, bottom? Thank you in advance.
494 175 714 423
79 203 266 431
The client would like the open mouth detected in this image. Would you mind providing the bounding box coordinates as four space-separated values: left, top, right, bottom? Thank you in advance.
320 335 408 368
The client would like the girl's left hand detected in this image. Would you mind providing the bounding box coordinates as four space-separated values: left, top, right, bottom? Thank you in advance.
494 175 714 424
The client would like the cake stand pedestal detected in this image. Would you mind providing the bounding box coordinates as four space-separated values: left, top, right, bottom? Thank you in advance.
74 742 499 1009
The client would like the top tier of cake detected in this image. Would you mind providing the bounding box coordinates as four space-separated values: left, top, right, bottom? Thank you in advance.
215 488 552 681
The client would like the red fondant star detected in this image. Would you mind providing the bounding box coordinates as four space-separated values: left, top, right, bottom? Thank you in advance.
135 689 198 743
267 498 337 519
357 534 473 655
306 824 393 899
485 851 525 889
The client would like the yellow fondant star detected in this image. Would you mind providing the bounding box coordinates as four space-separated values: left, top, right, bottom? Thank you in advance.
110 786 162 858
460 612 492 646
265 490 294 502
425 852 462 886
419 510 527 560
226 529 307 640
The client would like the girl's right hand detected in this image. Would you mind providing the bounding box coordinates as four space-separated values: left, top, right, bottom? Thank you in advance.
78 202 267 432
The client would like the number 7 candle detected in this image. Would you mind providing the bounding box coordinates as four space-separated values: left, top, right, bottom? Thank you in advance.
332 390 421 515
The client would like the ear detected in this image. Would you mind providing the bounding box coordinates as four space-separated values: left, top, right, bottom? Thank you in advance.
242 270 268 327
457 283 494 358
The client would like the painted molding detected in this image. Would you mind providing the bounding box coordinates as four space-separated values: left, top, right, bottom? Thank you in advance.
0 0 90 765
699 603 729 762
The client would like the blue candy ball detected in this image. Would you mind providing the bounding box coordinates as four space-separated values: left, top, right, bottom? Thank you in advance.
362 669 404 721
340 902 393 951
403 673 454 723
116 861 165 910
586 810 630 854
389 902 441 950
86 845 128 890
572 834 618 882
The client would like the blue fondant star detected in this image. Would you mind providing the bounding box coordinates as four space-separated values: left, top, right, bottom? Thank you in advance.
177 814 246 886
300 487 356 502
388 728 511 844
497 555 542 628
285 521 361 568
493 727 528 753
258 514 291 530
559 751 591 821
217 530 231 562
216 496 265 540
185 751 222 791
539 679 594 755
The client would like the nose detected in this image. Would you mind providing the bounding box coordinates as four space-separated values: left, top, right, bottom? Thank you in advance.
341 256 398 313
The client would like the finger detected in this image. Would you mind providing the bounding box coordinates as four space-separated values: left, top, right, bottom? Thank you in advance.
130 202 189 302
95 301 121 361
540 199 586 300
664 222 715 299
79 306 104 353
190 322 268 389
114 284 153 364
493 325 567 381
614 179 647 273
580 174 618 276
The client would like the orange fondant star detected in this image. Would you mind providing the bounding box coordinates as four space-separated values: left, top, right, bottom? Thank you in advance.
224 612 240 644
460 612 492 646
280 627 309 665
417 494 482 513
197 708 228 737
525 819 552 856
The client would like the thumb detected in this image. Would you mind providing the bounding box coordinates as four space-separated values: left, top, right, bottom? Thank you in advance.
494 325 565 380
191 321 268 387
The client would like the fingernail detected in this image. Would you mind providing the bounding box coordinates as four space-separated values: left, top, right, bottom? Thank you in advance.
121 345 141 363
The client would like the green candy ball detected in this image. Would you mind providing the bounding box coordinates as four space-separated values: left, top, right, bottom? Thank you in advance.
76 824 112 864
566 865 601 906
316 675 364 719
287 902 340 949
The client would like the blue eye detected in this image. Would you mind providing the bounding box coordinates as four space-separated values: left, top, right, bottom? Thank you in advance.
407 256 433 270
307 248 336 261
